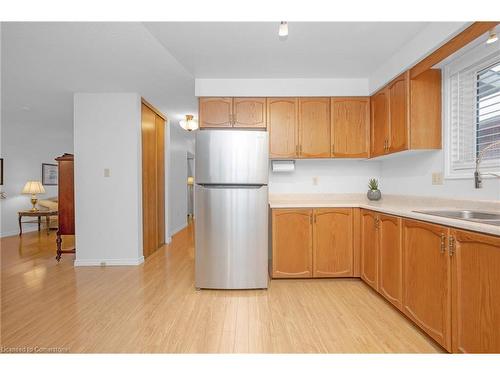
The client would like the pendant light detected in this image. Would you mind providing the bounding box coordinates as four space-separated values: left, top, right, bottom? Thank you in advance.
486 29 498 44
279 21 288 37
179 115 198 131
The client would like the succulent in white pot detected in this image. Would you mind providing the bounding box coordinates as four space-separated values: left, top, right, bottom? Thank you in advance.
367 178 382 201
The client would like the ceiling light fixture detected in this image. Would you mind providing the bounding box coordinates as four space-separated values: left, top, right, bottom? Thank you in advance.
179 114 198 131
279 21 288 37
486 29 498 44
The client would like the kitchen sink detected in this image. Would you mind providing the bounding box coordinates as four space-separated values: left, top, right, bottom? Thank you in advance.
413 210 500 226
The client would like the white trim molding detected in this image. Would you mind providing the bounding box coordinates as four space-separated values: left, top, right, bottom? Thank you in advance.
195 78 369 97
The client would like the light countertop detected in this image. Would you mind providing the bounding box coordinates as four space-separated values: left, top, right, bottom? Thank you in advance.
269 193 500 236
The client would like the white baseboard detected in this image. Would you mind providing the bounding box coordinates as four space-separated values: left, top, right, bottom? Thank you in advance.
74 256 145 267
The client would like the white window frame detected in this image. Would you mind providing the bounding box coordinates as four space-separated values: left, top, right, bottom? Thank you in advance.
443 39 500 179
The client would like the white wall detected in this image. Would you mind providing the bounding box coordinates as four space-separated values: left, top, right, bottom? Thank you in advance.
0 119 73 237
269 159 381 194
195 78 369 97
380 151 500 201
73 93 143 266
167 123 195 238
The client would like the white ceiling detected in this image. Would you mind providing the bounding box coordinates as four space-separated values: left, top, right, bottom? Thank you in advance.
144 22 430 78
1 22 197 131
2 22 464 139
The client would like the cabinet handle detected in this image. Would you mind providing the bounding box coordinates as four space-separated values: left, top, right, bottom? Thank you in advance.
331 144 335 155
310 215 313 225
375 216 379 229
232 113 237 125
314 214 317 224
440 233 446 254
296 145 299 156
448 235 455 257
300 145 302 154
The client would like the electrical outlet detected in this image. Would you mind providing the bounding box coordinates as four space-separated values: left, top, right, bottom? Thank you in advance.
312 177 319 185
104 168 111 177
432 172 443 185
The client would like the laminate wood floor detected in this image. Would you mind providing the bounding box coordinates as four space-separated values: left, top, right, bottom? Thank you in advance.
0 224 443 353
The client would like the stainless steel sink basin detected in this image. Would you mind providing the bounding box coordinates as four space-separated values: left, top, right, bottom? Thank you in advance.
413 210 500 226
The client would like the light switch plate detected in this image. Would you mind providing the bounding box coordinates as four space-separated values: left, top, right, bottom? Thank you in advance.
432 172 443 185
312 177 319 185
104 168 111 177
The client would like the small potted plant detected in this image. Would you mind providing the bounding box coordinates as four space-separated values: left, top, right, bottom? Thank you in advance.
367 178 381 201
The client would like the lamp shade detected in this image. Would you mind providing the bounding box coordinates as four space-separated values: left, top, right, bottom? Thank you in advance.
179 115 198 131
22 181 45 195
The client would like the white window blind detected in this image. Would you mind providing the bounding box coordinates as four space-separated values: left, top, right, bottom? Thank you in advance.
476 62 500 161
448 52 500 175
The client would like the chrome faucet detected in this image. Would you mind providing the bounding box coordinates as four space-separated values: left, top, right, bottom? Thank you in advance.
475 140 500 188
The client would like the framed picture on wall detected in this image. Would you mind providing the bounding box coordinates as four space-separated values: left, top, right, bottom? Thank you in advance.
0 158 3 185
42 163 58 185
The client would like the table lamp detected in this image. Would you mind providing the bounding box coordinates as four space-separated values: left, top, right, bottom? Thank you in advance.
22 181 45 211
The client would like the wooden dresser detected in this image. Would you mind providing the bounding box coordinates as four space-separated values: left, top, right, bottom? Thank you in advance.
55 153 75 261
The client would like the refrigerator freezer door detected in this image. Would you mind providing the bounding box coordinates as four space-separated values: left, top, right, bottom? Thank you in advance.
195 184 269 289
195 130 269 185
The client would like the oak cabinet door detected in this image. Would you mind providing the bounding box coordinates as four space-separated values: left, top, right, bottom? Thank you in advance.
331 97 370 158
388 73 409 153
268 98 298 158
298 98 331 158
370 89 389 157
233 98 266 128
402 219 451 351
272 209 313 278
378 214 402 310
452 230 500 353
361 210 378 290
199 97 233 128
313 208 353 277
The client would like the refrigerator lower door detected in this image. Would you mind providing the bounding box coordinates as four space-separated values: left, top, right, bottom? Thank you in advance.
195 184 268 289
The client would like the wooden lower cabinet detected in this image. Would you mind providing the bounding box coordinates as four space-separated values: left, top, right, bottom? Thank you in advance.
402 219 451 351
378 214 403 309
360 210 378 290
271 208 353 279
451 229 500 353
313 208 353 277
272 209 313 278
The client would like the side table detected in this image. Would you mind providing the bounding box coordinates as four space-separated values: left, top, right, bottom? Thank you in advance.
18 209 58 235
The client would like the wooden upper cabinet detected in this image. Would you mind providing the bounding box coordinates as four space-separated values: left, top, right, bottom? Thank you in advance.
331 97 370 158
388 73 409 153
298 98 331 158
370 89 389 157
313 208 353 277
410 69 442 149
233 98 266 128
199 97 233 128
360 210 378 290
378 214 402 310
272 209 313 278
268 98 298 158
369 68 442 158
451 229 500 353
402 219 451 351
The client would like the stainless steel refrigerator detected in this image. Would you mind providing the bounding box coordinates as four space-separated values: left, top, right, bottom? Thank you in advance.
195 130 269 289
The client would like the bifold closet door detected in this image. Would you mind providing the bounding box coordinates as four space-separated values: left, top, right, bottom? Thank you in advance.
142 102 165 257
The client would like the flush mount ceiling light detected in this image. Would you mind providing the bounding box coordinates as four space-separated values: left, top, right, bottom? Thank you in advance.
486 29 498 44
179 114 198 131
278 21 288 38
